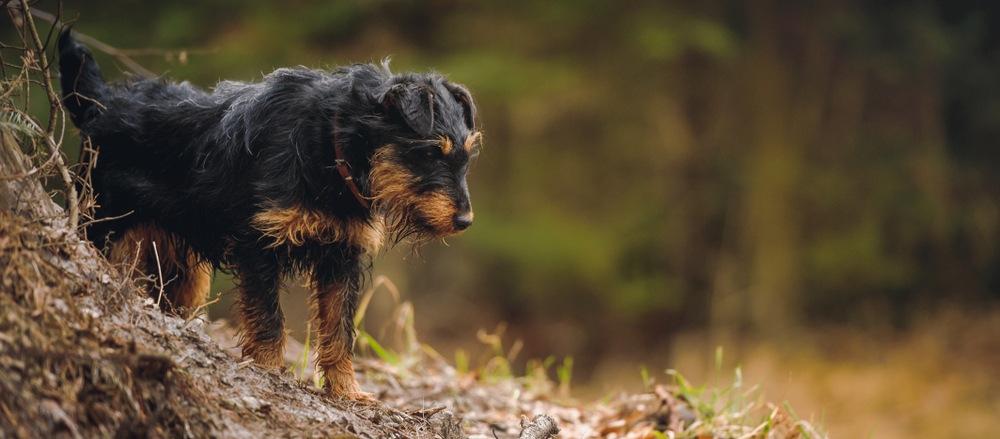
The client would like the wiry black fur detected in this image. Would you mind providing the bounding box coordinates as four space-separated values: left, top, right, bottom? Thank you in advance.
58 28 479 396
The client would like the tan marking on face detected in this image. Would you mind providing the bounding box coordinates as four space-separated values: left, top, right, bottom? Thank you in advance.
251 205 383 254
464 131 482 153
419 190 461 235
369 148 417 238
369 148 462 241
439 136 453 155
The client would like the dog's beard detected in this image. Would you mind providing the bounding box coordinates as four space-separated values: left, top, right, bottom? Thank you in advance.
368 149 461 246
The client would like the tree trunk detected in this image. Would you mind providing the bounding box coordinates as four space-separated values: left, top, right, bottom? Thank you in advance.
741 0 803 337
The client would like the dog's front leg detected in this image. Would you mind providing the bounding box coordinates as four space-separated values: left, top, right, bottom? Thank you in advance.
234 249 287 369
309 248 371 400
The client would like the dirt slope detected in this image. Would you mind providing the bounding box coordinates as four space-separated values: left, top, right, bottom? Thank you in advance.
0 121 474 437
1 199 477 438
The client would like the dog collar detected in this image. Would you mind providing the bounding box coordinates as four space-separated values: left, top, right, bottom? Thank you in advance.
333 117 371 209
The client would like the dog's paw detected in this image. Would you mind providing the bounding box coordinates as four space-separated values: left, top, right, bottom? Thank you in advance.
341 390 378 403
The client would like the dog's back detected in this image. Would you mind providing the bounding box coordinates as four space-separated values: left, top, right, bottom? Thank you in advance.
59 30 241 257
59 29 227 312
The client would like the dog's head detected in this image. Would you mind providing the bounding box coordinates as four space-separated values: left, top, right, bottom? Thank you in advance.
367 73 481 244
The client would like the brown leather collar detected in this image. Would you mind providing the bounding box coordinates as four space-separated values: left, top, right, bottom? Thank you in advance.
333 116 370 209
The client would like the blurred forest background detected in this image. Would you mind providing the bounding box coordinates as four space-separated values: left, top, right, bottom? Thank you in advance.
7 0 1000 437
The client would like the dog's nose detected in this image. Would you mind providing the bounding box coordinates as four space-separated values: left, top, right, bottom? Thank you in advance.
453 212 473 231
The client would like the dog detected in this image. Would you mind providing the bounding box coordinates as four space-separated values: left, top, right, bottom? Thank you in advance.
58 28 479 399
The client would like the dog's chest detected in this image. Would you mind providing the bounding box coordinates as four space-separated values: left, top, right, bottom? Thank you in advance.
250 205 384 254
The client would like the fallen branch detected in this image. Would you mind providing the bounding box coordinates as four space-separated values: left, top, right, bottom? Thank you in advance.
21 5 156 78
518 414 559 439
13 0 78 230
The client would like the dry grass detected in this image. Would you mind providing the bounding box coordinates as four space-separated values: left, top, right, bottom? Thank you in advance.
661 313 1000 439
264 277 829 438
0 207 213 438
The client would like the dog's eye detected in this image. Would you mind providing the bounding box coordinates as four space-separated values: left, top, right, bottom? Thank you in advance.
425 149 438 160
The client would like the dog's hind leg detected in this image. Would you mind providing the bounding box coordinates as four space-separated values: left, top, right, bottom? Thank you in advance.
233 249 286 369
309 249 370 400
169 255 212 311
107 223 211 314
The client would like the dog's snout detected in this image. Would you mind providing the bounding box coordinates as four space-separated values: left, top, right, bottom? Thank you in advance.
453 211 474 231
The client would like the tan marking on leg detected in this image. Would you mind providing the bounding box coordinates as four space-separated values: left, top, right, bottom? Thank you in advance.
240 335 286 369
171 260 212 311
108 223 168 268
250 206 326 247
236 295 286 369
359 217 385 254
107 223 208 314
251 205 383 254
310 282 369 399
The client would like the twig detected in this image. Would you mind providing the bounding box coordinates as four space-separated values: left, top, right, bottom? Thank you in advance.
73 137 99 228
24 6 156 78
79 210 134 229
152 241 165 309
17 0 78 230
0 64 27 102
0 401 20 435
184 295 222 327
27 7 216 77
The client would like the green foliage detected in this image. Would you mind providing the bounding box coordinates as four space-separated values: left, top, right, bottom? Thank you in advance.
289 322 325 388
357 330 401 366
454 349 469 375
353 276 424 376
347 284 576 397
662 362 828 438
630 14 737 61
469 208 616 286
640 365 653 390
0 110 38 138
473 325 517 383
556 356 573 397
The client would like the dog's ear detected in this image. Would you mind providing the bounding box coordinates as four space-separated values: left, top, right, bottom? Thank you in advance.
446 83 476 131
381 83 435 137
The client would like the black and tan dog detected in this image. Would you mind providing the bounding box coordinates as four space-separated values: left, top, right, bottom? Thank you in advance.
58 29 479 398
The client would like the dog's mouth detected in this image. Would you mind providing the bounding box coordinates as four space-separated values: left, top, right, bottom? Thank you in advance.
371 188 470 244
410 192 471 238
421 214 472 238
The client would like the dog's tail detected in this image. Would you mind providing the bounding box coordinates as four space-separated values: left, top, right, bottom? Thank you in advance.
58 28 107 128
